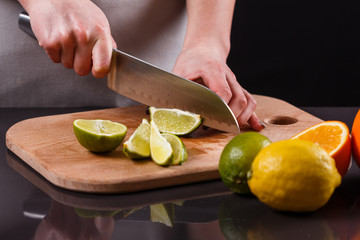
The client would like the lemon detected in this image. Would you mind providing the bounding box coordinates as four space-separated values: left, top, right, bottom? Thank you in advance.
149 107 202 135
248 139 341 212
150 121 173 165
73 119 127 153
219 132 271 194
162 133 188 165
123 119 151 159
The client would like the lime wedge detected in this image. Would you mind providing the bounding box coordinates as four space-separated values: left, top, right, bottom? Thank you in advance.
149 107 202 135
150 203 174 227
123 119 151 159
150 121 173 166
162 133 188 165
75 208 121 218
73 119 127 153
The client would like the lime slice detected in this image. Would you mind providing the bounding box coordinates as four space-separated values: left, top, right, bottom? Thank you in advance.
150 203 174 227
162 133 188 165
149 107 202 135
123 119 151 159
73 119 127 153
150 121 173 166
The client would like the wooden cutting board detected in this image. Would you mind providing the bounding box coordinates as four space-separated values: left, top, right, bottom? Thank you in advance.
6 95 322 194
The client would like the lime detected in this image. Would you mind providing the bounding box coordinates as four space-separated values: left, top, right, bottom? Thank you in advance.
248 139 341 212
75 208 121 218
73 119 127 153
219 132 271 194
149 107 202 135
150 121 173 166
123 119 151 159
162 133 188 165
150 203 175 227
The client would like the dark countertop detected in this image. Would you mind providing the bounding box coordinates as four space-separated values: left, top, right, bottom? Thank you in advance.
1 106 359 240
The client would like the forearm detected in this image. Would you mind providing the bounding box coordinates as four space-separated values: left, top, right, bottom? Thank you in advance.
184 0 235 60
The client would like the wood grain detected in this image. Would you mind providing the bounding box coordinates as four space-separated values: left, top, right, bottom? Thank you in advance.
6 95 322 193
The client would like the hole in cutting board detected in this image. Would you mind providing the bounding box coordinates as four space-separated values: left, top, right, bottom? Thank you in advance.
265 116 298 125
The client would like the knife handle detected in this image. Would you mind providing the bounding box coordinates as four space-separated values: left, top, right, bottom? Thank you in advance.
18 12 36 40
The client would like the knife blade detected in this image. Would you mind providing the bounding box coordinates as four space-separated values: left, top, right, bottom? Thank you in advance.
17 12 240 133
108 49 240 134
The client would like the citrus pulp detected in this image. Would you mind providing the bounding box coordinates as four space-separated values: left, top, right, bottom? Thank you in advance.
150 121 173 166
123 119 151 159
149 107 202 135
291 121 351 176
162 133 188 165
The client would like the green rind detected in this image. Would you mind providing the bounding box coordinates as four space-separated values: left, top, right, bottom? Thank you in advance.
218 132 271 194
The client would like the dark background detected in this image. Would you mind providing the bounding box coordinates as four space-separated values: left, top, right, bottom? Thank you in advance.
228 0 360 106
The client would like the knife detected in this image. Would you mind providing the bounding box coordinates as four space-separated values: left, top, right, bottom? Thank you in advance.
18 12 240 133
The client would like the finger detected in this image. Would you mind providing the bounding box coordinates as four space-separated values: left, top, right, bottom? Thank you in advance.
248 112 266 131
111 36 117 49
225 71 248 119
41 40 62 63
236 90 257 126
200 71 233 104
60 34 76 69
73 42 92 76
91 34 113 78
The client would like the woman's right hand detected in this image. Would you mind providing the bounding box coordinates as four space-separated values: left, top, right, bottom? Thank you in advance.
18 0 116 78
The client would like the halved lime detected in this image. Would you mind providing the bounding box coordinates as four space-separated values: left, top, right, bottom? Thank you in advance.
162 133 188 165
150 121 173 166
149 107 202 135
73 119 127 153
123 119 151 159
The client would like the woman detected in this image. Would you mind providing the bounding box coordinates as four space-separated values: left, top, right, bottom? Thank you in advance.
3 0 263 130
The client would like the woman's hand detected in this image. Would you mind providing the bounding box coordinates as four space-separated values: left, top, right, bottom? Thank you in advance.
173 46 264 131
175 0 264 131
19 0 116 78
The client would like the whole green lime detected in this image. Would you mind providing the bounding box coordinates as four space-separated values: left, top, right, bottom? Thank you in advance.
219 132 271 194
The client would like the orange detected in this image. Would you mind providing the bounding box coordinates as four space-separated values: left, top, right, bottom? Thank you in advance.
291 121 351 177
352 109 360 168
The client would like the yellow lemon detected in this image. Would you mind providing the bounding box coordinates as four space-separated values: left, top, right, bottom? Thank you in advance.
248 139 341 212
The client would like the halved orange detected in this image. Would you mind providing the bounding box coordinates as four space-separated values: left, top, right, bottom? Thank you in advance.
351 109 360 168
291 121 351 177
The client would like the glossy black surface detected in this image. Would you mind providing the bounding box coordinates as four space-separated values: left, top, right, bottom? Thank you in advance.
1 107 359 240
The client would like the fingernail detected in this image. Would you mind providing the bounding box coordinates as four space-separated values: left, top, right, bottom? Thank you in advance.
259 120 266 128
